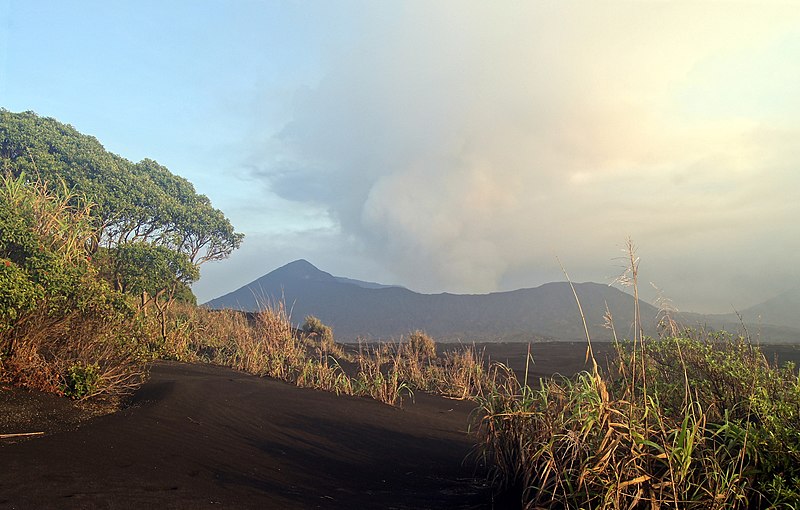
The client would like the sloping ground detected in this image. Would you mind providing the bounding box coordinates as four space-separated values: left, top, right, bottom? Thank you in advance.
0 362 489 509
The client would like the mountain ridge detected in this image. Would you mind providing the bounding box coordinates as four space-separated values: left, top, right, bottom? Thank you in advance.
205 260 800 343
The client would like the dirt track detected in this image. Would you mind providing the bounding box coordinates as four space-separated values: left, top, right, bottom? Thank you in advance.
1 361 489 509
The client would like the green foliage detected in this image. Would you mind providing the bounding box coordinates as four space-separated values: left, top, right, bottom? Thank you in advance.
0 169 143 398
0 172 96 331
0 259 42 329
95 242 199 297
62 363 101 399
1 109 243 357
1 109 243 267
172 281 197 305
635 334 800 508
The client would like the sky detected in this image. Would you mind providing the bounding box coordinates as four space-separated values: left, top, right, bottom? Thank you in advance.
2 1 800 314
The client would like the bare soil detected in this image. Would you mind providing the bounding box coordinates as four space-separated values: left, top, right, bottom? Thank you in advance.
1 361 489 509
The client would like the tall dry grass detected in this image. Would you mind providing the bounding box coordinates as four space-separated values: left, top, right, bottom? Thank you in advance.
473 241 800 509
1 172 146 400
0 172 97 265
437 345 488 400
475 351 756 508
352 341 413 406
157 305 491 407
4 310 146 399
157 302 356 397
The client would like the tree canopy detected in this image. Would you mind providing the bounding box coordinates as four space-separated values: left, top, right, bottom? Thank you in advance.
0 109 243 266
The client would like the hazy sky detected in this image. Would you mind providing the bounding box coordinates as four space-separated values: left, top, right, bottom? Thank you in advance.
2 1 799 313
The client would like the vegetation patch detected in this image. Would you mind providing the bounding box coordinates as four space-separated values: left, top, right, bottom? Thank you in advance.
1 109 242 401
474 244 800 509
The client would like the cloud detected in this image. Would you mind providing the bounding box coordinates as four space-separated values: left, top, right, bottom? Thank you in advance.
246 1 800 312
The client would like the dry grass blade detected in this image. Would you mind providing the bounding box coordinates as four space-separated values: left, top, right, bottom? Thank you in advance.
0 432 45 439
557 257 597 374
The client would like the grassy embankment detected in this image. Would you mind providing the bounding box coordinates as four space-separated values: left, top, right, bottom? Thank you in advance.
152 301 487 406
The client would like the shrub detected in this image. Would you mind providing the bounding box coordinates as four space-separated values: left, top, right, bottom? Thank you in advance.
0 172 145 399
0 259 42 331
408 330 437 359
62 363 101 399
637 334 800 508
0 172 97 330
301 315 334 346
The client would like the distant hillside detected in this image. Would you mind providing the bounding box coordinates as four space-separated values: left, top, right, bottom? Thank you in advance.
679 287 800 343
736 287 800 330
205 260 660 342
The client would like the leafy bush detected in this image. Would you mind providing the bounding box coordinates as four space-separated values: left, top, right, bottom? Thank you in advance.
637 334 800 508
0 259 42 330
62 363 101 399
301 315 333 343
0 172 95 333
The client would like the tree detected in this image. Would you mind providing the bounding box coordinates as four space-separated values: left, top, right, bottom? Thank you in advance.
97 242 198 300
1 109 243 342
96 242 199 341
